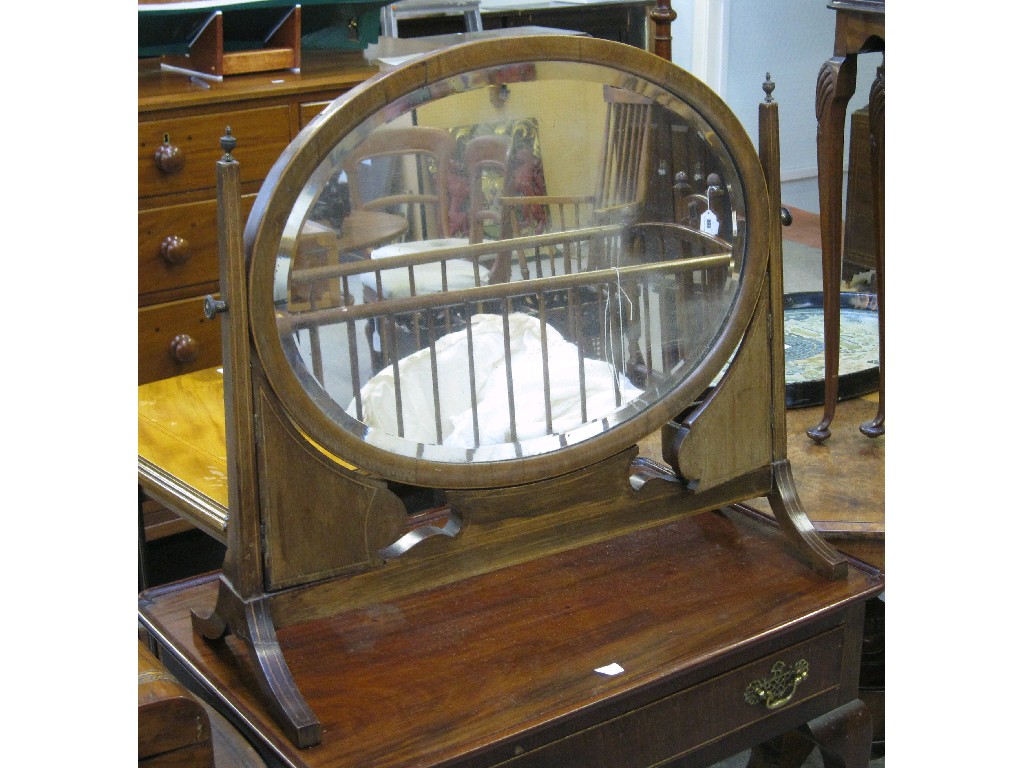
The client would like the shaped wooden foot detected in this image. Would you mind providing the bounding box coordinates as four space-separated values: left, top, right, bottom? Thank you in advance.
802 699 873 768
767 460 847 580
805 420 832 444
859 412 884 439
747 699 872 768
192 578 323 748
747 731 815 768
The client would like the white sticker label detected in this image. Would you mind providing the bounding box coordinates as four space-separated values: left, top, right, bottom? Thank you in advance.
700 209 720 236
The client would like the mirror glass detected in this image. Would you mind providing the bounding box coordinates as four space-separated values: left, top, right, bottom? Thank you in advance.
272 59 748 464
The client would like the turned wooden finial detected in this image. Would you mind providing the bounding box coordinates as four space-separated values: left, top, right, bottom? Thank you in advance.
762 73 775 103
650 0 677 61
221 126 237 159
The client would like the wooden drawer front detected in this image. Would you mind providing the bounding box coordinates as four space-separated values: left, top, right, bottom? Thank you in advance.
139 106 291 199
139 297 222 384
510 628 845 767
299 100 332 127
139 195 257 301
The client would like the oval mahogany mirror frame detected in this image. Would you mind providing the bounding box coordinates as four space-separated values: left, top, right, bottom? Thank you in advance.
246 36 770 489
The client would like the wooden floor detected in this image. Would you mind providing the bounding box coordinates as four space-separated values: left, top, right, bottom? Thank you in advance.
635 392 883 572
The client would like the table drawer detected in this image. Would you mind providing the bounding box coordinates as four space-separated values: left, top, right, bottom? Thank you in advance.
139 195 257 301
139 105 291 199
300 100 332 127
510 627 845 767
139 297 222 385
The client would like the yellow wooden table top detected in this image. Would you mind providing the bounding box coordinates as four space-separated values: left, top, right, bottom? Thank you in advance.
139 367 230 541
138 366 359 543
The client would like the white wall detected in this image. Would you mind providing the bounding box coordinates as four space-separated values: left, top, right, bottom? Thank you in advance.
670 0 882 213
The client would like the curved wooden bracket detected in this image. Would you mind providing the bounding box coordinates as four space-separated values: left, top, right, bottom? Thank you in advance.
767 460 847 580
192 577 323 748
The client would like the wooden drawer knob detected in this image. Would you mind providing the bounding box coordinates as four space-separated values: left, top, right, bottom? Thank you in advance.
154 139 185 175
159 235 192 266
169 334 198 364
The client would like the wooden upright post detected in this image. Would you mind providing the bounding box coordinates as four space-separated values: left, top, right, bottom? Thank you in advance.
758 76 788 463
651 0 677 61
758 80 848 580
212 129 264 598
190 130 323 748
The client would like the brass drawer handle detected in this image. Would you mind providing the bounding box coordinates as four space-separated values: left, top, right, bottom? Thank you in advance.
744 659 809 710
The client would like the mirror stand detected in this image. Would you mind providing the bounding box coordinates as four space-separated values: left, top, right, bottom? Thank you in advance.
192 64 846 750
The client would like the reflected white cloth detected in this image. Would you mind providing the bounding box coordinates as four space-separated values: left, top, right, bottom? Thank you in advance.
363 238 481 297
348 313 642 447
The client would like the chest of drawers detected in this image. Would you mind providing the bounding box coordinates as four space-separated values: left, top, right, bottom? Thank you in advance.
137 51 379 384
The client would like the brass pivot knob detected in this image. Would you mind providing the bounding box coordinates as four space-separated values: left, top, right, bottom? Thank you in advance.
159 235 192 266
169 334 198 363
204 295 227 319
154 139 185 175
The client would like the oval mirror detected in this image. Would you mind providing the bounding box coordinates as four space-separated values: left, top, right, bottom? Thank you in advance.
247 37 768 487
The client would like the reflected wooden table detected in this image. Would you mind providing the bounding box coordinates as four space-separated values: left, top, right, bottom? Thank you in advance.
291 211 408 310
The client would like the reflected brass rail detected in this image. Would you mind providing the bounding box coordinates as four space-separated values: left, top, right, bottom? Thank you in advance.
288 223 621 285
279 252 732 331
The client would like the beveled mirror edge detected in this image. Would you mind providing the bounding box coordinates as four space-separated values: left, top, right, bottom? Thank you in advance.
244 35 770 489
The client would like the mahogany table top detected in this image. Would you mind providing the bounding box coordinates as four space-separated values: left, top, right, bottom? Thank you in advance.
139 507 882 768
